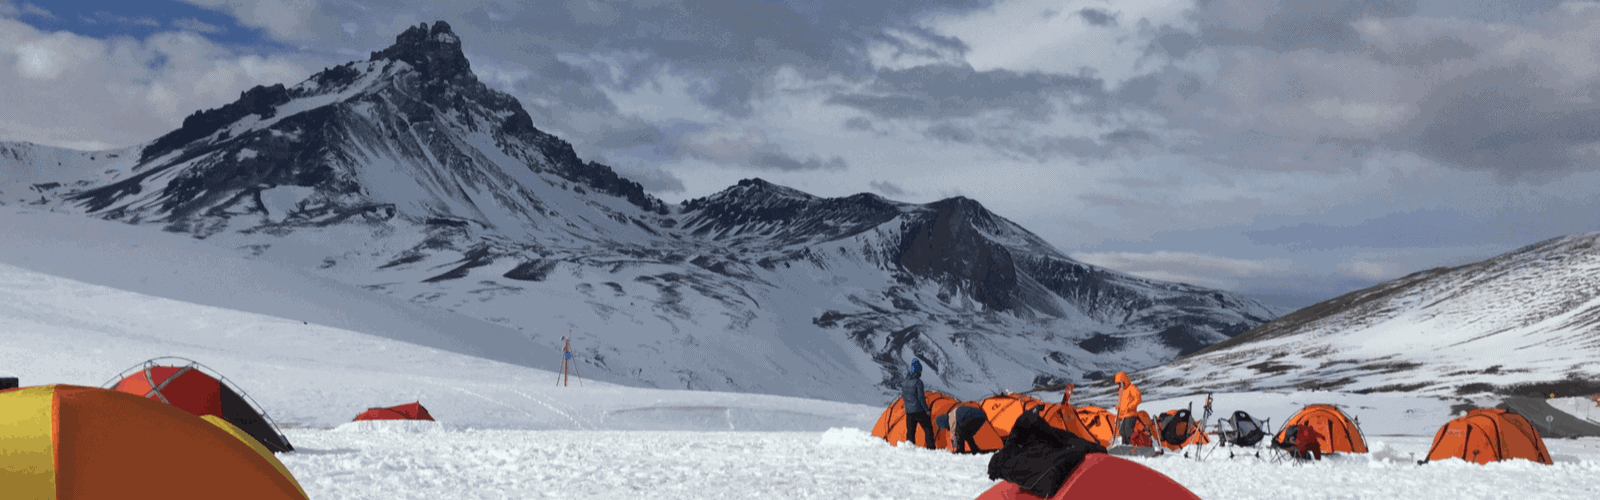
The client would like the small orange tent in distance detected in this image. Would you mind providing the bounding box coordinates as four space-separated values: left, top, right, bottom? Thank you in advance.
1275 404 1367 454
873 391 962 448
0 385 308 500
1424 408 1552 465
1075 406 1117 447
1155 408 1212 450
355 402 435 421
975 454 1200 500
107 358 292 453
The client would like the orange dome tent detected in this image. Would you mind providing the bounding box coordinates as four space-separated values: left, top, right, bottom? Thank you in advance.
106 358 292 453
980 393 1047 438
1034 402 1098 444
0 385 308 500
355 402 436 421
975 454 1200 500
873 391 962 448
1074 405 1117 447
1274 404 1367 454
941 401 1008 452
1424 408 1552 465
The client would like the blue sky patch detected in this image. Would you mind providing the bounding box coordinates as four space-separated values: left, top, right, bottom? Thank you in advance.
14 0 287 52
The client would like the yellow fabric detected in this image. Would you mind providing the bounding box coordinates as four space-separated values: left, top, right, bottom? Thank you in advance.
200 415 308 500
0 386 57 500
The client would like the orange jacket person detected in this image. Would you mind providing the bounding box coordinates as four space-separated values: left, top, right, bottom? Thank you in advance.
1114 372 1141 419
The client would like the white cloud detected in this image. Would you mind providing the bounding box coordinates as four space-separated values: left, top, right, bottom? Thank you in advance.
0 19 318 149
18 2 51 19
172 17 226 34
923 0 1195 85
1072 250 1298 290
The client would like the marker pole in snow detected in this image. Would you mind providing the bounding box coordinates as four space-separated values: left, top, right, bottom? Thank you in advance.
557 336 583 387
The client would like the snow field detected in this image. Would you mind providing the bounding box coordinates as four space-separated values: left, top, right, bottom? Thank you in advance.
281 425 1600 500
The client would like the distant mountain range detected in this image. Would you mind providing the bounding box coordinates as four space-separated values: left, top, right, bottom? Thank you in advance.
0 21 1277 405
1128 233 1600 400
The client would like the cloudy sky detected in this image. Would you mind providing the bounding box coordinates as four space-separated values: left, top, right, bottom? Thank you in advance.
6 0 1600 310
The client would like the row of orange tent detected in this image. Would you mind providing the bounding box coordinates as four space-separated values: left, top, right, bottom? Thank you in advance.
879 389 1552 466
872 391 1103 452
1257 402 1550 465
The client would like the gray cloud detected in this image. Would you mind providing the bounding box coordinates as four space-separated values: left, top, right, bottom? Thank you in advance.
1406 66 1600 181
1190 0 1420 52
607 162 687 194
828 64 1102 121
670 125 848 172
1078 8 1116 27
869 180 906 197
844 117 874 131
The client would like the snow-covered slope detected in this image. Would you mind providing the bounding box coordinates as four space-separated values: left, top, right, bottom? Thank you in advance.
0 257 878 431
0 21 1276 405
1129 233 1600 399
3 248 1598 500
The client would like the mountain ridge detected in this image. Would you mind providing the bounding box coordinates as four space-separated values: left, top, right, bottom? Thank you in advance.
0 21 1276 405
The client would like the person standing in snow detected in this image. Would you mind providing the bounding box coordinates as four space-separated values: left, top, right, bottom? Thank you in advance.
938 405 988 453
1114 372 1142 442
901 359 935 449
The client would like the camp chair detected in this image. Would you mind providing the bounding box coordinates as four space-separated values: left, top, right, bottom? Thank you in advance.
1216 411 1271 459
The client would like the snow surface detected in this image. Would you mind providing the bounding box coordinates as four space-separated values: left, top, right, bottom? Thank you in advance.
5 251 1600 499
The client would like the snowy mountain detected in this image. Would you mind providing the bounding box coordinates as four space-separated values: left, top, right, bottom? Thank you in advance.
1129 233 1600 399
0 21 1276 405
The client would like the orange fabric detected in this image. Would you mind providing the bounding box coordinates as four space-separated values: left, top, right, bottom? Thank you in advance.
113 366 223 417
1276 404 1368 454
946 402 1006 452
1425 408 1552 464
1074 406 1117 447
1113 372 1141 420
980 394 1045 438
1035 403 1098 445
42 385 306 500
973 455 1201 500
354 402 436 421
872 391 960 448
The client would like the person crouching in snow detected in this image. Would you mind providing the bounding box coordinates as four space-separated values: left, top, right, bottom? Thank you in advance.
939 405 987 453
1294 425 1324 461
901 359 935 449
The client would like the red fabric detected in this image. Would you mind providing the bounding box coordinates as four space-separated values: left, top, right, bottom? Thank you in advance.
1296 425 1324 459
974 455 1201 500
354 402 435 421
113 366 223 417
1051 455 1200 499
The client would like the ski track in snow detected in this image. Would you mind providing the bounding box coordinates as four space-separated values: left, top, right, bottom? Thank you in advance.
509 388 588 431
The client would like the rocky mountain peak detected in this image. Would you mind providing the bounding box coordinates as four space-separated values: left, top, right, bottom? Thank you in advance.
369 21 471 81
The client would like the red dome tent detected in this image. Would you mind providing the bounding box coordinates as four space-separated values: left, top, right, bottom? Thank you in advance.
355 402 436 421
975 454 1201 500
105 358 293 453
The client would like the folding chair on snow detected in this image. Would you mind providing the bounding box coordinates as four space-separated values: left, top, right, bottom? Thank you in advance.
1216 411 1275 460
